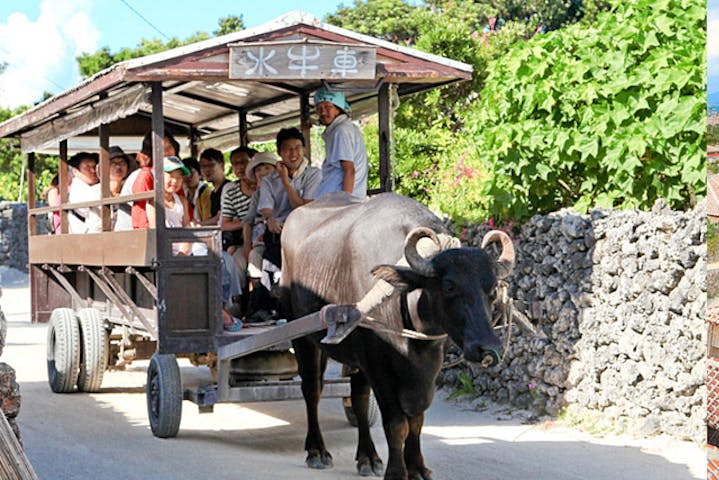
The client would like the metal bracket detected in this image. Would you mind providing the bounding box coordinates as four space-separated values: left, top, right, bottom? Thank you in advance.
43 264 86 309
321 78 385 94
320 304 363 345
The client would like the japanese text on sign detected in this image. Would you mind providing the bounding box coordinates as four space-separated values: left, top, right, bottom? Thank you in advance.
230 42 376 80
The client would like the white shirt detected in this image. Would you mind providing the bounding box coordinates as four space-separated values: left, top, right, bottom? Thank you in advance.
68 177 101 233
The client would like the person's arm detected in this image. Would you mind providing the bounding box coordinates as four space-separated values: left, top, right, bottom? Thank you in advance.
242 221 252 260
221 217 244 231
340 160 356 194
277 162 311 209
147 202 156 229
181 196 190 227
261 207 282 233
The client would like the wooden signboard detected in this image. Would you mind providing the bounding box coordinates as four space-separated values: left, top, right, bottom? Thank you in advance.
229 41 376 80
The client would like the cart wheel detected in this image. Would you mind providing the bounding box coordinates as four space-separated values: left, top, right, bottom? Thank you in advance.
76 308 107 393
46 308 81 393
343 392 379 427
146 353 182 438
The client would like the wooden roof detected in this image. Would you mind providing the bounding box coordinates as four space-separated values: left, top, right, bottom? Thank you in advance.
0 11 472 154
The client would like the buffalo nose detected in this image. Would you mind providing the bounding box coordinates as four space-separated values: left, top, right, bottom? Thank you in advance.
479 348 500 368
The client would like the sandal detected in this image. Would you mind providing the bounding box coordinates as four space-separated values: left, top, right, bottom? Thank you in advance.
223 316 243 332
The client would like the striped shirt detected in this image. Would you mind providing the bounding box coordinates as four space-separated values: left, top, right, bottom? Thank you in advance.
221 181 253 221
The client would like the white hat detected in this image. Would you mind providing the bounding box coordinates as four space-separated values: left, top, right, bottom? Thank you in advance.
247 152 279 182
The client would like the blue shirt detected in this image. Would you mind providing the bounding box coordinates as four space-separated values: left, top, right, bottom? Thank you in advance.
316 114 368 199
257 160 321 222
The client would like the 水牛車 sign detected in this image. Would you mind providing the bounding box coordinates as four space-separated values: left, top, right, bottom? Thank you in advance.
229 41 376 80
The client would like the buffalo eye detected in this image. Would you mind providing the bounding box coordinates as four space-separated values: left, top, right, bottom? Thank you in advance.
442 278 459 297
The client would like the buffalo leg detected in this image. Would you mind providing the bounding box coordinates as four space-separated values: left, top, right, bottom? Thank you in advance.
351 372 383 476
293 337 332 469
405 413 432 480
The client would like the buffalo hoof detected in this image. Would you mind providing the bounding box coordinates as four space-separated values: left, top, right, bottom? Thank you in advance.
306 450 333 469
357 457 384 477
409 467 433 480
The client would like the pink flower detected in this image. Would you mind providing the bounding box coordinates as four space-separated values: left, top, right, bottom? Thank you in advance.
528 381 537 389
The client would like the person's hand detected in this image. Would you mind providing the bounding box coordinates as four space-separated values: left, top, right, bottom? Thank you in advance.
276 161 289 182
267 217 283 234
227 245 236 256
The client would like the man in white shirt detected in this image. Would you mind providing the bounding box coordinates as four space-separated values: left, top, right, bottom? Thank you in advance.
314 87 368 199
67 152 102 233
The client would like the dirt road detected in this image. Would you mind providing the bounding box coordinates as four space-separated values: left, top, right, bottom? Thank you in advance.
0 282 705 479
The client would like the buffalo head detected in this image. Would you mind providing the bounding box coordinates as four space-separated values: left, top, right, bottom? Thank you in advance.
372 227 515 367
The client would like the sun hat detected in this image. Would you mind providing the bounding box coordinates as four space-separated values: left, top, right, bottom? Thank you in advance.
108 146 130 165
67 152 98 169
163 156 190 175
313 87 351 114
246 152 279 183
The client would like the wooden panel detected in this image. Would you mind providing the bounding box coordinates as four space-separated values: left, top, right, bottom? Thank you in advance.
230 41 375 80
102 230 157 266
61 233 104 265
29 230 156 267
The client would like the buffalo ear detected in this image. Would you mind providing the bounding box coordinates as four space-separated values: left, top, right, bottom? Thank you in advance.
371 265 426 290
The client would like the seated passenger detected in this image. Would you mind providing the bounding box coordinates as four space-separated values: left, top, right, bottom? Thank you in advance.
68 152 101 233
109 146 130 230
248 128 321 321
198 148 229 226
221 147 257 292
44 174 61 234
115 130 180 231
182 157 212 224
241 151 278 292
163 156 191 255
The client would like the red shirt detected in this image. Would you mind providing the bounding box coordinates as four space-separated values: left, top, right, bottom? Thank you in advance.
131 168 154 229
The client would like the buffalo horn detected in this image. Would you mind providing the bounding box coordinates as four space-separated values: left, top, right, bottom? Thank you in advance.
404 227 440 277
481 230 515 279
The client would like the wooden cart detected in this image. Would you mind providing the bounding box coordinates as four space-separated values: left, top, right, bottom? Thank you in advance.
0 11 471 438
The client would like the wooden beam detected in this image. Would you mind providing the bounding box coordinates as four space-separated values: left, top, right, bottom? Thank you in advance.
239 110 248 147
27 153 36 237
378 83 395 192
151 82 166 234
98 125 111 232
300 93 312 161
59 141 69 234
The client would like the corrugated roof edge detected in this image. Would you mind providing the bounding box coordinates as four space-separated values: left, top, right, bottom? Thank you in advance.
121 10 473 73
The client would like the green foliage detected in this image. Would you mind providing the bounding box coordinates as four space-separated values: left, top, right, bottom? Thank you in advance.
708 124 719 147
709 219 719 264
448 370 480 400
214 15 244 36
467 0 706 222
0 106 59 202
326 0 422 44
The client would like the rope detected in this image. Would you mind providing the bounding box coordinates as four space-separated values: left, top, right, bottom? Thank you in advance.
358 315 448 341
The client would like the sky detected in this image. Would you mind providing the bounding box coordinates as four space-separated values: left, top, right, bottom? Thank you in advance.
710 0 719 95
0 0 344 108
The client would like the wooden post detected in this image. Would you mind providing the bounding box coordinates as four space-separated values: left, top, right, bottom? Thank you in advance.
59 141 69 234
238 110 248 147
190 127 198 158
151 82 166 236
0 410 39 479
26 153 36 237
300 93 312 161
377 83 395 192
99 124 111 232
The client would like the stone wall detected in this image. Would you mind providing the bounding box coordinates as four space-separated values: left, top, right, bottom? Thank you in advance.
439 200 706 443
0 203 29 272
0 288 21 441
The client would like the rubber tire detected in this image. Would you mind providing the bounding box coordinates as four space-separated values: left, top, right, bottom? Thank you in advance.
46 308 81 393
76 308 107 393
344 391 380 427
146 353 182 438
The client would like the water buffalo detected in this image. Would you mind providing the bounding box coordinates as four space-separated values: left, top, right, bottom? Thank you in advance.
279 192 514 480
